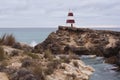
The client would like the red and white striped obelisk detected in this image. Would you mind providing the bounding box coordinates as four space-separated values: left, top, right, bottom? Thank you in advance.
66 10 75 27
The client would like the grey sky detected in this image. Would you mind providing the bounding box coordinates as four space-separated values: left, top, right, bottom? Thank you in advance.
0 0 120 28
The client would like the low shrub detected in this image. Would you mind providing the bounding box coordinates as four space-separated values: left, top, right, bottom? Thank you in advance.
12 42 22 49
10 50 19 56
5 34 16 46
66 73 76 80
44 66 54 75
32 59 60 79
0 60 8 67
0 46 5 61
69 51 80 60
73 61 79 68
24 51 39 59
33 65 45 80
45 59 61 75
21 58 33 67
0 34 16 46
10 68 36 80
60 56 70 63
44 49 54 60
0 34 6 45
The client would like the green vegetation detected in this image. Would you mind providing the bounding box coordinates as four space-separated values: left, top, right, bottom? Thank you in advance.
0 46 5 61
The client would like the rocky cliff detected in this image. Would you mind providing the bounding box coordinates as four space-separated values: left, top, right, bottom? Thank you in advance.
0 32 95 80
35 26 120 68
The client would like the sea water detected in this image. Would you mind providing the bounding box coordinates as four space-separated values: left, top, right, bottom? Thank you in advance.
80 56 120 80
0 28 120 80
0 28 119 46
0 28 57 47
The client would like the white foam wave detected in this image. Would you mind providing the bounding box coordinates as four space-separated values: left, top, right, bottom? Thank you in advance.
30 41 37 47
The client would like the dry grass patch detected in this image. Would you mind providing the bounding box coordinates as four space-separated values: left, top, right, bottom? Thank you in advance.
32 65 46 80
0 34 16 46
0 60 8 67
44 49 54 61
0 46 5 61
24 51 39 59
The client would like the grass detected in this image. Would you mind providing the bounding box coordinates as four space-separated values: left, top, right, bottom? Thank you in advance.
33 65 46 80
1 60 8 67
69 51 80 60
0 34 6 45
44 49 54 61
0 34 16 46
46 59 62 75
44 66 54 75
31 58 61 80
24 51 39 59
32 58 61 76
0 46 5 61
60 56 70 63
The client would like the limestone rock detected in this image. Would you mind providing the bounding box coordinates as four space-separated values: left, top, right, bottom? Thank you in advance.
34 26 120 66
7 62 22 69
46 60 95 80
0 72 9 80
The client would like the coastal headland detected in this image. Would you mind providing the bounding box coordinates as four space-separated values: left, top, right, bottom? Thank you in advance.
0 26 120 80
0 27 95 80
35 26 120 68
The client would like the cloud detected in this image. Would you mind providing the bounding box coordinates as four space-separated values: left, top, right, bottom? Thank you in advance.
0 0 119 28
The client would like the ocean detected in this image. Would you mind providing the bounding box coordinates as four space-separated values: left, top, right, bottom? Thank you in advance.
0 28 57 47
0 27 120 80
0 28 119 46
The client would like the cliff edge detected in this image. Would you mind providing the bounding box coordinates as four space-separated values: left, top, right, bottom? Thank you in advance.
35 26 120 68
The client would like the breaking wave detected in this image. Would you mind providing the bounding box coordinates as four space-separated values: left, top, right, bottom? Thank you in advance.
30 41 37 47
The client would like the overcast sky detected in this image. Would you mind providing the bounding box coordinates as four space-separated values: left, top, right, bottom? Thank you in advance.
0 0 120 28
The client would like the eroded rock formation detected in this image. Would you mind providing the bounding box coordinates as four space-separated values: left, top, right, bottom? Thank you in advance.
35 26 120 68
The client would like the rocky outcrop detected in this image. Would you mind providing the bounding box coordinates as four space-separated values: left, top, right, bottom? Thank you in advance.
46 59 94 80
34 26 120 67
0 45 94 80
